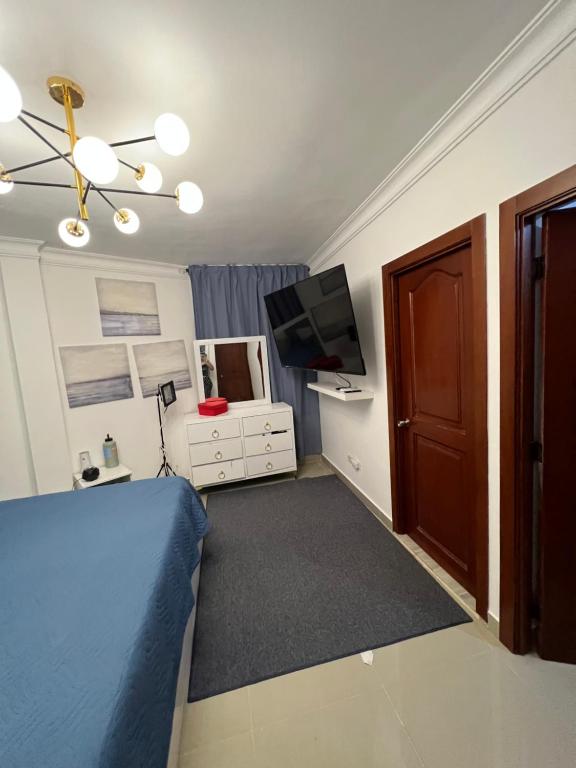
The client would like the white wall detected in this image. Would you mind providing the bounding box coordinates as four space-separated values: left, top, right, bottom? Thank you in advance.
0 243 197 497
310 8 576 621
0 261 36 500
0 242 72 497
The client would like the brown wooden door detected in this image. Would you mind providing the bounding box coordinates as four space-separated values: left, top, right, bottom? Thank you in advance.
214 343 254 402
537 209 576 663
396 244 478 595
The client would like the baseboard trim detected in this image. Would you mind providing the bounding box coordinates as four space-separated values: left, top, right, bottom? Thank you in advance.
321 455 393 532
299 453 324 466
487 612 500 641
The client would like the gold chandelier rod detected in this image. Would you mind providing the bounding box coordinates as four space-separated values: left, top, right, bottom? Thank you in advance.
46 76 88 221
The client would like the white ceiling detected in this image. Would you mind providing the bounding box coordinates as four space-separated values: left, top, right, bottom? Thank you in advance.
0 0 546 265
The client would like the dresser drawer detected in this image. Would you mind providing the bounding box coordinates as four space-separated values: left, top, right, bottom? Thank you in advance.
246 450 296 477
189 437 243 467
242 410 292 437
192 458 245 487
187 419 240 444
244 431 293 457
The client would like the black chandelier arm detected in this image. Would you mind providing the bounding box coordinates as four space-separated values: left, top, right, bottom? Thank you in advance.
5 152 70 175
82 181 92 205
96 186 176 199
11 179 176 201
17 115 78 174
109 136 155 148
7 151 139 177
12 180 75 189
11 178 119 219
21 109 68 135
118 158 140 173
9 118 155 179
90 185 123 215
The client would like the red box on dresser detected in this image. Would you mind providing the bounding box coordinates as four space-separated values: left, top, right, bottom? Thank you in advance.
198 397 228 416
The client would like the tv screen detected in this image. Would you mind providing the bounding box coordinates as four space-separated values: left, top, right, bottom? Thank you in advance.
264 265 366 375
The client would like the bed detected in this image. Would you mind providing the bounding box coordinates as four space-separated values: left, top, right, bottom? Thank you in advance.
0 476 208 768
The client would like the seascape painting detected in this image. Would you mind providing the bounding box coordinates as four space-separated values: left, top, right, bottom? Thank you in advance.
59 344 134 408
133 340 192 398
96 278 161 336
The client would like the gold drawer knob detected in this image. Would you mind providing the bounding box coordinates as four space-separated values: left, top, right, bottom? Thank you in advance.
212 429 220 439
218 470 226 480
266 461 273 471
264 422 272 431
265 443 272 452
215 451 223 460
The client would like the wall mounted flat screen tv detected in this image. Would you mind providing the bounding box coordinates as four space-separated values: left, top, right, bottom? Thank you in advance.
264 265 366 375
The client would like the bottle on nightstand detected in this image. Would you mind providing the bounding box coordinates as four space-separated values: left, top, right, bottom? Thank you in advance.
103 434 119 468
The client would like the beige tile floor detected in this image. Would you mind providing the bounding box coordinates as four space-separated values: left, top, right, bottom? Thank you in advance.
179 619 576 768
183 460 576 767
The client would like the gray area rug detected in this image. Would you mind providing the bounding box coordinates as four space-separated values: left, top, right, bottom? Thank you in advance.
189 475 471 701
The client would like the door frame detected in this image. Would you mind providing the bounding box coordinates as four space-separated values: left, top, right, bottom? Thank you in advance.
499 165 576 653
382 216 488 619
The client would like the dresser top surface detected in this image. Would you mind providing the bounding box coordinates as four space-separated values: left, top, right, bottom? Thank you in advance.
184 402 292 424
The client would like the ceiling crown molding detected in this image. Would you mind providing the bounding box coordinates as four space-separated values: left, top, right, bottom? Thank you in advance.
308 0 576 270
0 237 188 277
39 246 189 278
0 236 43 259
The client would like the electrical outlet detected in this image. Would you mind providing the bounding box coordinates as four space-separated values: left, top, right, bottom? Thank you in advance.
347 454 361 471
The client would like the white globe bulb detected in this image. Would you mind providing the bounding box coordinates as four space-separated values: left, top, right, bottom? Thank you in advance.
72 136 119 184
58 218 90 248
0 170 14 194
175 181 203 214
0 66 22 123
154 113 190 156
114 208 140 235
135 162 163 193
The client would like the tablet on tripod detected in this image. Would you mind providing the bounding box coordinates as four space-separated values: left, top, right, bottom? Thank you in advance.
156 380 177 477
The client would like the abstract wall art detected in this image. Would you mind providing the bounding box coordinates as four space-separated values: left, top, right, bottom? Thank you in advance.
133 340 192 398
59 344 134 408
96 278 161 336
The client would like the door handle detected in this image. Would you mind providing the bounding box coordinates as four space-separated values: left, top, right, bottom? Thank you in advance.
397 418 411 428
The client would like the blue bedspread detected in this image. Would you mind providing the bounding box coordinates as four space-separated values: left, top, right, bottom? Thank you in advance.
0 477 208 768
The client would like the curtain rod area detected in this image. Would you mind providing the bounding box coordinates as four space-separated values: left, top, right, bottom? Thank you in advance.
188 263 304 267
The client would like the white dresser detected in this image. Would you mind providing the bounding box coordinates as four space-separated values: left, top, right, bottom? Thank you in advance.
185 402 297 488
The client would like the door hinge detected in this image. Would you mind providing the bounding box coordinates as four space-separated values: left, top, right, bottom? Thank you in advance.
529 441 543 462
533 256 545 281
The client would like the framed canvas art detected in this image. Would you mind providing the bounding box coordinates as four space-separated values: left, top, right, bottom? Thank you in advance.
59 344 133 408
96 278 161 336
133 340 192 398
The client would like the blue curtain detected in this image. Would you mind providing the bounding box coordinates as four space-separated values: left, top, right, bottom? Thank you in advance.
188 264 322 458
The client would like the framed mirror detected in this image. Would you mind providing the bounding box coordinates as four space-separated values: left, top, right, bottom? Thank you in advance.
193 336 271 408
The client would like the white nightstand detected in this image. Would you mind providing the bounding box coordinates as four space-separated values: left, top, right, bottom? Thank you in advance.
73 464 132 490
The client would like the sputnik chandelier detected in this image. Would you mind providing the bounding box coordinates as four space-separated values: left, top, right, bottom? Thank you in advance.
0 65 203 248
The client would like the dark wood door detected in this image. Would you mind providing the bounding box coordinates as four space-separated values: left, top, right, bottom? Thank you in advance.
214 343 254 402
396 245 477 594
537 210 576 663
